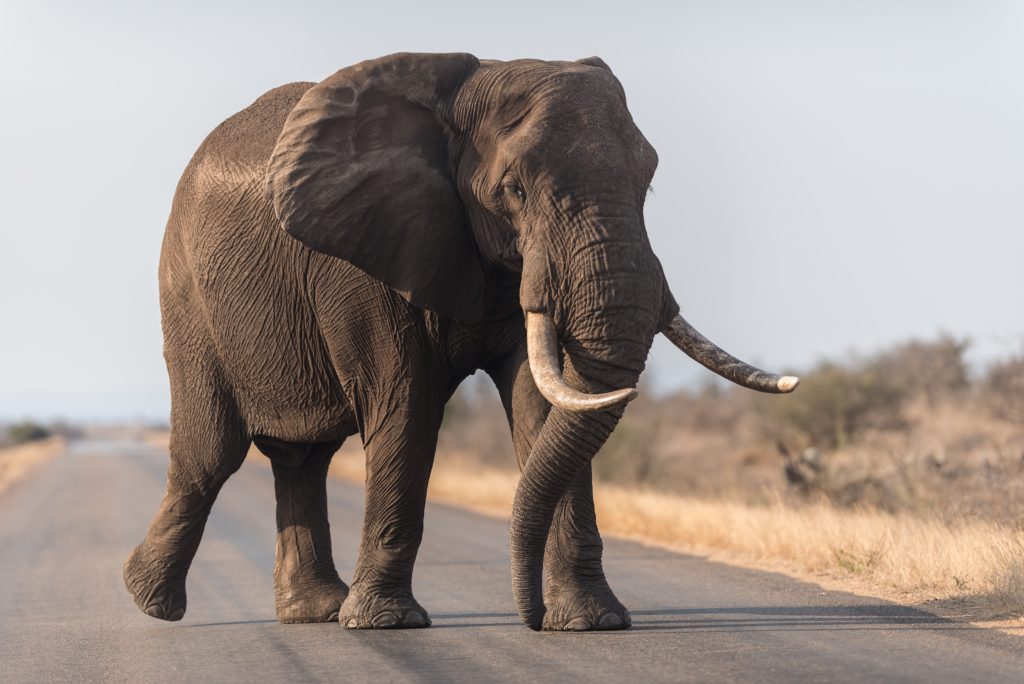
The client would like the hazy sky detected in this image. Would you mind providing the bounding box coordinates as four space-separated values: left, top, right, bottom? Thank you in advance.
1 1 1022 421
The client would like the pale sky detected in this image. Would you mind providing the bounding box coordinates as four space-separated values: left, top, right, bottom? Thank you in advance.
1 1 1022 420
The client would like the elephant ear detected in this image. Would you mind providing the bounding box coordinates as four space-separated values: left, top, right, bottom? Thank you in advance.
267 52 486 322
575 56 612 71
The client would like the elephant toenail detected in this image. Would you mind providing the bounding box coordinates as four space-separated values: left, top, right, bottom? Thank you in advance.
371 612 399 628
403 611 427 627
598 613 623 629
145 603 184 622
565 617 591 631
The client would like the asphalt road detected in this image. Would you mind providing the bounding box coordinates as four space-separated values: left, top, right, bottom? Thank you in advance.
1 439 1023 683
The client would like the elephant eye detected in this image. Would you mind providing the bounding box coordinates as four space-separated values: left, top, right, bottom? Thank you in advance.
504 183 526 205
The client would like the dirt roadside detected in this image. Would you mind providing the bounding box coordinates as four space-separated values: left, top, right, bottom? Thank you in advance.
0 437 65 497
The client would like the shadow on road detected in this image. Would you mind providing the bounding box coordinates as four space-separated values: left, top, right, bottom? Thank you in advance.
189 619 280 628
316 604 968 634
627 605 962 633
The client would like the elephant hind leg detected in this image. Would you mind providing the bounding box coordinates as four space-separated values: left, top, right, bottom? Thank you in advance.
124 352 249 622
263 438 349 623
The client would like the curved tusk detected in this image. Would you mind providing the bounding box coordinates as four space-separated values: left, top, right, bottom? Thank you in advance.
525 312 638 412
662 314 799 393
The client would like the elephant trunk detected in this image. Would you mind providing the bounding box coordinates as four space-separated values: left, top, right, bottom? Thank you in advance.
510 405 623 629
511 241 659 629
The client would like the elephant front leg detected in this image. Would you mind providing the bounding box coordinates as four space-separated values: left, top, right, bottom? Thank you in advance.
339 408 441 629
271 441 349 623
542 466 630 631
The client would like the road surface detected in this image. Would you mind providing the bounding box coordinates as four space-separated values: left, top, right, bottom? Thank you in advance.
1 439 1022 683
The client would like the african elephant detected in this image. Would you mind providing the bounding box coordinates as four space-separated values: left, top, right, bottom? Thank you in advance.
123 52 797 631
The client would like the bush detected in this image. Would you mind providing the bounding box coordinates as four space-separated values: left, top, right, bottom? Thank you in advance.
754 337 970 451
756 358 907 450
869 335 970 405
6 421 52 445
985 354 1024 422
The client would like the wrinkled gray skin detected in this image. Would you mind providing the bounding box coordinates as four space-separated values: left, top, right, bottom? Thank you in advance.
125 53 680 631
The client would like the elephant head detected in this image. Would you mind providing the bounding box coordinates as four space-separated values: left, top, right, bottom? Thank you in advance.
266 53 797 629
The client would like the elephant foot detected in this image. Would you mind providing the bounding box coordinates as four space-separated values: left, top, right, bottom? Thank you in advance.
276 578 349 624
123 543 187 622
338 586 431 629
542 582 631 632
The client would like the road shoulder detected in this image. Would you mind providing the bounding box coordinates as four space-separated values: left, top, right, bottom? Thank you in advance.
0 437 64 496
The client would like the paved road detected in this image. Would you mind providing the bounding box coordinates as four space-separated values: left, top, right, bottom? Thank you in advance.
1 440 1022 683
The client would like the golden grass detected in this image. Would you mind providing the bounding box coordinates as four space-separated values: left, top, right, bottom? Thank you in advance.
329 448 1024 630
0 437 64 496
594 487 1024 619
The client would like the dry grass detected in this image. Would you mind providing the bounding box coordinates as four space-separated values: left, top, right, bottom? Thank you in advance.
593 487 1024 622
0 437 64 496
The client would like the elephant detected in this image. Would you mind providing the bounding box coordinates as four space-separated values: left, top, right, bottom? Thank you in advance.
123 52 798 632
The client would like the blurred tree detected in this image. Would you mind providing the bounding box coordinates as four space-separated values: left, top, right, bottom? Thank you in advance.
869 334 970 406
756 359 906 450
7 421 51 445
985 354 1024 422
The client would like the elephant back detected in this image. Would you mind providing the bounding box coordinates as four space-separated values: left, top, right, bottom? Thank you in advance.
194 82 316 170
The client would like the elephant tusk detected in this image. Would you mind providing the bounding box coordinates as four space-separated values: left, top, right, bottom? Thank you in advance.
662 313 799 393
525 312 638 412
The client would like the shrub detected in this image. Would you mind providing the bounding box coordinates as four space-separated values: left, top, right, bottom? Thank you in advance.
6 421 51 445
869 334 970 405
756 358 906 450
985 354 1024 422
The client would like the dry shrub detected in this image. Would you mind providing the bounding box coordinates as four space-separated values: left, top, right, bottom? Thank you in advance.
991 552 1024 615
755 336 970 451
756 361 906 450
985 354 1024 422
4 421 51 446
870 335 970 405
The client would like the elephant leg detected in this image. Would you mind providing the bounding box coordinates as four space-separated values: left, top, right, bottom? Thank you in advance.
266 439 349 623
339 402 442 629
124 354 249 622
486 346 630 631
542 467 630 630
